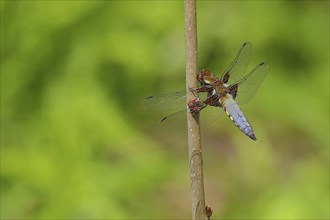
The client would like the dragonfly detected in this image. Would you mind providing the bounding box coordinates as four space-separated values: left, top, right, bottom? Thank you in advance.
143 42 269 140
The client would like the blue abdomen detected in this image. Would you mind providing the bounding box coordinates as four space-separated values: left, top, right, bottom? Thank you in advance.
221 97 256 140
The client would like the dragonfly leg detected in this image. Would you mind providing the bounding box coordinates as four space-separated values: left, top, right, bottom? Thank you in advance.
188 98 207 116
188 87 199 99
191 85 213 94
203 94 220 107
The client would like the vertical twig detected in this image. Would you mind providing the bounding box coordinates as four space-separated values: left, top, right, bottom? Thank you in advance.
184 1 206 220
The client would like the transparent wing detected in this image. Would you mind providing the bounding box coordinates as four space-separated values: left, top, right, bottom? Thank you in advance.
141 86 211 112
199 104 225 126
222 42 253 85
157 109 187 130
158 102 225 129
141 90 187 112
142 87 227 128
234 62 269 105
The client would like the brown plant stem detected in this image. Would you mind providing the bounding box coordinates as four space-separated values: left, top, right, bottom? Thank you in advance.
184 0 206 219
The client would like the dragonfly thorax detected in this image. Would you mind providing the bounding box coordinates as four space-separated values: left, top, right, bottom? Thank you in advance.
213 81 230 97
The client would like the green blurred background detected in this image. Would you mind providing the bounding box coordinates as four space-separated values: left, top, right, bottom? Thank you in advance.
1 1 329 219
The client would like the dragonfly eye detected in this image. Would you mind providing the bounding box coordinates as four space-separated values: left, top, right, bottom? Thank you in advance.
197 70 212 84
197 71 203 82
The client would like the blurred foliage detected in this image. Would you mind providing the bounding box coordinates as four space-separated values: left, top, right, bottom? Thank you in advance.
1 1 329 219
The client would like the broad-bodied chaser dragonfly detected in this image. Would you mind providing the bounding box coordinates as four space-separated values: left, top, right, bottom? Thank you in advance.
143 42 269 140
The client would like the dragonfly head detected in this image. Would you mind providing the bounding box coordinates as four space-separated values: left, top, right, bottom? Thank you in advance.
197 70 216 85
